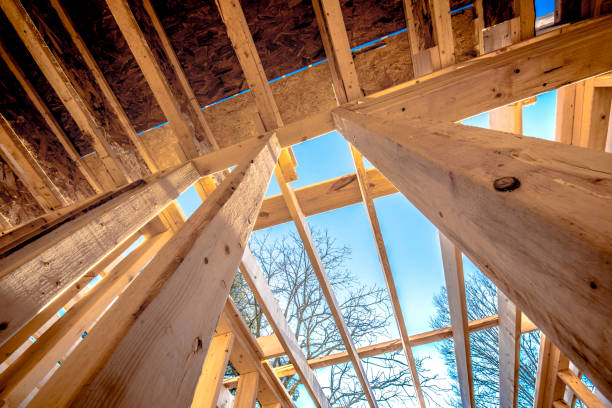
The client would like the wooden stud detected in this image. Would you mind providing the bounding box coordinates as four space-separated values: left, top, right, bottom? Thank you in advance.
498 291 521 408
141 0 219 152
513 0 536 40
0 229 174 406
0 39 103 193
0 114 65 212
439 233 475 408
105 0 200 159
0 162 200 346
563 362 583 406
429 0 455 68
240 248 330 408
27 134 280 408
234 372 259 408
557 370 606 408
191 331 234 408
333 108 612 400
0 0 129 187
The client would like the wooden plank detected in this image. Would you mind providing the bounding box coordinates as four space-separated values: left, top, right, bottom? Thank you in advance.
0 114 65 212
223 314 539 386
352 15 612 124
0 232 140 363
332 108 612 401
275 165 378 407
0 229 174 406
430 0 455 68
256 167 397 230
575 81 612 150
0 39 103 193
240 248 330 408
534 334 559 408
498 291 521 408
256 334 285 359
0 0 128 187
191 332 234 408
0 162 200 346
401 0 435 56
27 134 280 408
555 84 578 144
558 370 606 408
563 362 583 406
514 0 536 40
105 0 200 159
234 372 259 408
50 0 160 173
141 0 219 152
439 233 474 408
215 0 283 130
350 146 425 407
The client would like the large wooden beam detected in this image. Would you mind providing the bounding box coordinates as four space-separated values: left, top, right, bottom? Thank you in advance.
439 233 475 408
333 108 612 400
50 0 160 173
105 0 200 159
352 15 612 123
0 39 103 193
240 249 330 408
0 0 129 187
0 114 65 212
27 134 280 407
0 162 200 346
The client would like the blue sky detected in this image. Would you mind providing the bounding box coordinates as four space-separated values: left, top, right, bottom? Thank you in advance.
174 2 559 406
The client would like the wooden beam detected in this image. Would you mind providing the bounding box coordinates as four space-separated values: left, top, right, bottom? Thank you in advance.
352 15 612 124
514 0 536 40
27 134 280 407
333 108 612 401
0 162 200 346
0 39 103 193
275 165 379 407
105 0 200 159
141 0 219 152
0 114 65 212
191 331 234 408
256 167 396 230
439 232 475 408
0 228 175 406
563 362 583 406
234 372 259 408
50 0 160 173
240 249 330 408
223 314 538 386
215 0 283 130
498 291 521 408
558 370 606 408
534 333 557 408
0 0 129 187
429 0 455 68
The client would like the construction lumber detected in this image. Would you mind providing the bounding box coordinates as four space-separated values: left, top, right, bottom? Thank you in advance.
0 0 129 187
352 15 612 124
0 228 175 407
50 0 159 173
240 249 330 408
557 370 606 408
0 114 65 212
0 162 199 346
0 39 103 193
27 134 280 407
105 0 200 159
223 314 539 386
533 334 557 408
234 372 259 408
333 108 612 400
429 0 455 68
439 233 475 408
191 331 234 408
141 0 219 152
498 291 521 408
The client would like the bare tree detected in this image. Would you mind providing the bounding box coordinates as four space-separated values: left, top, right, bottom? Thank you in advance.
231 227 443 407
429 269 541 407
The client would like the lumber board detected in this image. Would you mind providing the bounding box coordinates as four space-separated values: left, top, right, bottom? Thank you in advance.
240 248 330 408
234 372 259 408
191 331 234 408
333 108 612 400
0 162 199 346
28 134 280 407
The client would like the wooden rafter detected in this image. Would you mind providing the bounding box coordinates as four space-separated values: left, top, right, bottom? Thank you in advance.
333 108 612 401
0 39 103 193
50 0 160 174
224 313 539 387
26 134 280 407
192 330 234 408
0 0 129 187
104 0 200 160
240 249 330 408
0 113 65 212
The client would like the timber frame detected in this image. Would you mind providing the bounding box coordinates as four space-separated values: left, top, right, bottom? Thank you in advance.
0 0 611 407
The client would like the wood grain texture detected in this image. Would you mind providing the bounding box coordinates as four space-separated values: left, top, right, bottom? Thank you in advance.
333 108 612 401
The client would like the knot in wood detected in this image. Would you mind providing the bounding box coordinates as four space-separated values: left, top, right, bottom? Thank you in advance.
494 177 520 192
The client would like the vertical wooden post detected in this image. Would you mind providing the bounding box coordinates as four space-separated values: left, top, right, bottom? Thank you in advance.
191 332 234 408
234 372 259 408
